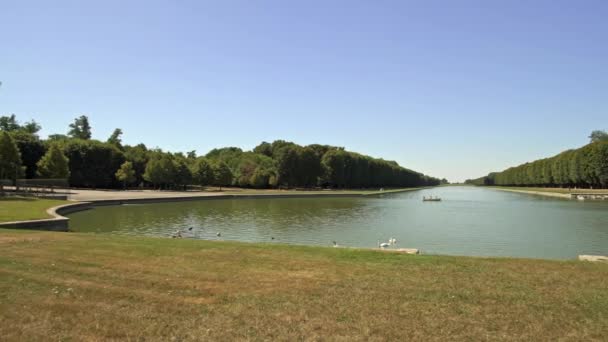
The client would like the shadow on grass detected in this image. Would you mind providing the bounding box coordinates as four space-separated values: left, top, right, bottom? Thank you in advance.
0 196 38 202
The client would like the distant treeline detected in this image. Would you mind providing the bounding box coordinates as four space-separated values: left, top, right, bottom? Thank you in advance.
0 114 441 189
465 131 608 188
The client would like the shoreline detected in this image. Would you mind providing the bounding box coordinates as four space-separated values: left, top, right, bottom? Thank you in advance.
487 187 573 199
0 187 426 231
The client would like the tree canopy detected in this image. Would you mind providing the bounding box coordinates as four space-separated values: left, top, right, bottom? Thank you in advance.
466 131 608 188
68 115 92 140
36 144 70 179
0 131 23 183
115 161 136 188
4 114 441 190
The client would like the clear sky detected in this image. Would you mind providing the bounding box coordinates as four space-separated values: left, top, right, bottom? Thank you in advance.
2 1 607 182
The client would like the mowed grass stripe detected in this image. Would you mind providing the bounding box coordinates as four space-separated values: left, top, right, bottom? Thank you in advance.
0 230 607 341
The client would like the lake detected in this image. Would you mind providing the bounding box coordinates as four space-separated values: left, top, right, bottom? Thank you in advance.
67 186 608 259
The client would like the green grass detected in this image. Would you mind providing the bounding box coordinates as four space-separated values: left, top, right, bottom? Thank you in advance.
1 230 607 340
0 197 71 223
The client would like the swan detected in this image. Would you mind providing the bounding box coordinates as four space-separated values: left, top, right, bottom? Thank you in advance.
216 232 221 237
378 240 390 248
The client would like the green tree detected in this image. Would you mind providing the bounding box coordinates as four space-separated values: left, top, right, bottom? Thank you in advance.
0 114 19 131
0 131 23 188
0 114 41 134
107 128 123 148
253 141 272 157
173 157 193 190
143 155 176 189
212 161 233 191
123 144 149 185
192 158 214 187
10 131 46 178
275 145 300 187
589 130 608 143
61 139 125 188
68 115 92 139
115 161 136 189
37 144 70 179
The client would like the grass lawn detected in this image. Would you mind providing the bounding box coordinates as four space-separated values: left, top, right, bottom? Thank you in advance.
1 230 607 340
0 197 71 223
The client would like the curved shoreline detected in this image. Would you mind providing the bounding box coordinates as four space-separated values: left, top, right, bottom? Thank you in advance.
0 187 424 231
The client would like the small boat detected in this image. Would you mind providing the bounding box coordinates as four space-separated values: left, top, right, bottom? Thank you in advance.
423 196 441 202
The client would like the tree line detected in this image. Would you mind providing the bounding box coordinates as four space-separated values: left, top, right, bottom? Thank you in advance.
1 114 440 190
465 130 608 188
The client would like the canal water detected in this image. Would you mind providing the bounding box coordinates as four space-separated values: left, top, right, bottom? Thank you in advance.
67 186 608 259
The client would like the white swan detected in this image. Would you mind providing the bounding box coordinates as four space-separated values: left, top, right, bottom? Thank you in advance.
378 240 390 248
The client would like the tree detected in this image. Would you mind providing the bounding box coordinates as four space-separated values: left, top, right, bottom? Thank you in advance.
212 161 233 191
589 130 608 143
0 114 41 134
68 115 92 139
37 144 70 179
10 131 46 178
61 139 125 188
123 144 149 185
0 131 23 188
107 128 123 148
275 145 300 187
173 157 193 190
143 155 176 189
115 161 136 189
192 158 214 187
0 114 19 131
253 141 272 157
186 150 197 159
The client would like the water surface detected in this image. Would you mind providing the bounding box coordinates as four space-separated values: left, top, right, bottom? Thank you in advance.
68 186 608 259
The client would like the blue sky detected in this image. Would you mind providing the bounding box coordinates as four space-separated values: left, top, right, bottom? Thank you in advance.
2 0 607 182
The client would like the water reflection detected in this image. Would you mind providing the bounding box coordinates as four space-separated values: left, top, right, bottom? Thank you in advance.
68 187 608 259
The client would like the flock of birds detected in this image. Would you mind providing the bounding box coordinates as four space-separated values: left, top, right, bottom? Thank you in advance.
171 227 397 249
171 228 399 250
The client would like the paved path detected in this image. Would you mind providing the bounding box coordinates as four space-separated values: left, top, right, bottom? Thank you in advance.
62 188 411 202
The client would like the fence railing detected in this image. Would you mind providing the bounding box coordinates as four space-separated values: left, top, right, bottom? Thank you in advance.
0 179 70 199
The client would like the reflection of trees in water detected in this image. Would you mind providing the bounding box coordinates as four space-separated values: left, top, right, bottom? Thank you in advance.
72 198 387 237
191 198 381 234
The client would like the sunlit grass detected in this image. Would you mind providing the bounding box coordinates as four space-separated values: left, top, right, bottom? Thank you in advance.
0 230 606 340
0 197 70 223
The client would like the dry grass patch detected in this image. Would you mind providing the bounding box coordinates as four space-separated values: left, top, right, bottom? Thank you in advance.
0 230 607 341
